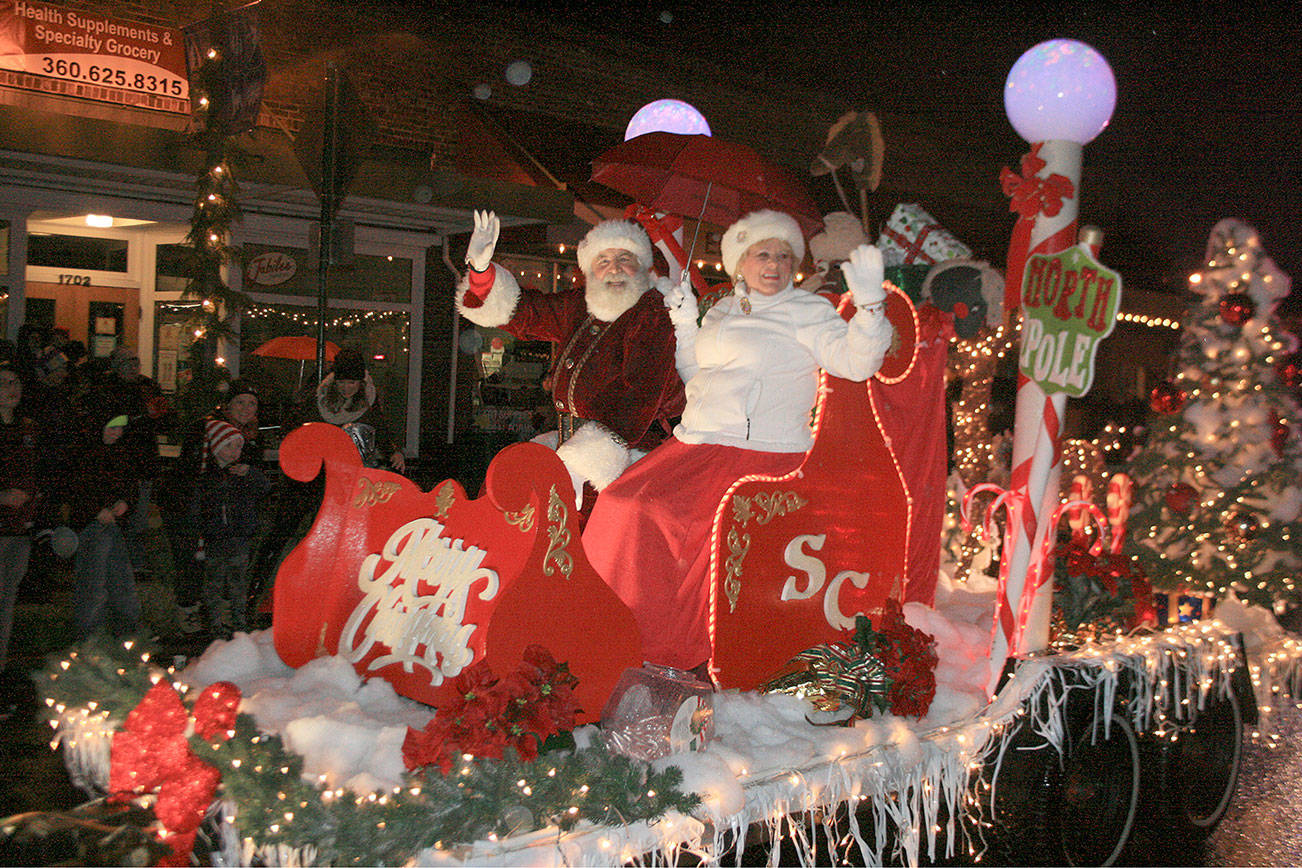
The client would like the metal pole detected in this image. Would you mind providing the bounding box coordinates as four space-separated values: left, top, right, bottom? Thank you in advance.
316 62 339 384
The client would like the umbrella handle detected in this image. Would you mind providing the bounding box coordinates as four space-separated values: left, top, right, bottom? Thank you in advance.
680 180 713 276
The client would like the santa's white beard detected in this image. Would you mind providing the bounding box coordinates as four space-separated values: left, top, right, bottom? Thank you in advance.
585 268 649 322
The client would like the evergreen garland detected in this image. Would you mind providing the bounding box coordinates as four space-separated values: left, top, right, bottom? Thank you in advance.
39 637 700 866
172 43 255 431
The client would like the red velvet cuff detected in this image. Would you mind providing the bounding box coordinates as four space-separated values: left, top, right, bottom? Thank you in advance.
464 266 494 307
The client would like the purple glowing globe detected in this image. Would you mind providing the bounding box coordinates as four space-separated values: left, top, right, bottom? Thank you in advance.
624 99 711 140
1004 39 1116 144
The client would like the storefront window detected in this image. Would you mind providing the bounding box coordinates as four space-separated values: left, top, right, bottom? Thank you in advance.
28 233 128 272
463 254 571 442
240 303 411 445
242 243 412 303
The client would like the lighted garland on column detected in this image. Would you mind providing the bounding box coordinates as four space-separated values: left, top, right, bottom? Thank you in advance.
173 42 253 429
37 637 699 866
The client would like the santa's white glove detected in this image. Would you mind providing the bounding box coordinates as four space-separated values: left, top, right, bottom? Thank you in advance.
842 243 886 309
663 274 698 328
465 210 500 272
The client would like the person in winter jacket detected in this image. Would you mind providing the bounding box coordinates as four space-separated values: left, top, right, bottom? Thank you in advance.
583 210 894 674
67 411 141 640
457 210 685 514
0 362 39 675
193 418 270 638
158 379 264 636
312 346 404 472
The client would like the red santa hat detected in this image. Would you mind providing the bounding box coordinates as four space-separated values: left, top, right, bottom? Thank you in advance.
204 418 244 466
721 209 805 280
575 219 654 275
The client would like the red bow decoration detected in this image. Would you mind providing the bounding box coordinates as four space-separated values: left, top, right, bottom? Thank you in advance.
109 680 242 866
1000 143 1075 220
622 203 710 294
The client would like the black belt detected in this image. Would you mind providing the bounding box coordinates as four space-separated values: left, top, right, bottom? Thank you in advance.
557 412 587 446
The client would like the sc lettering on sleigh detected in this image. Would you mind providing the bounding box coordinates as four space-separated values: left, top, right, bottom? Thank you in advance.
338 517 500 685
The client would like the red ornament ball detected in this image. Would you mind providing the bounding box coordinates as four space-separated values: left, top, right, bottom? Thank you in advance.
1277 352 1302 389
1150 380 1188 414
1219 292 1255 325
1165 482 1198 515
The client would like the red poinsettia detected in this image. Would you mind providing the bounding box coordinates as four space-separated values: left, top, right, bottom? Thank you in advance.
873 600 940 718
108 680 241 866
403 645 580 774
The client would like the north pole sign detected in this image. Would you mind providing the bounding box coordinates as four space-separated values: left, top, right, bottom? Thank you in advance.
1019 244 1121 396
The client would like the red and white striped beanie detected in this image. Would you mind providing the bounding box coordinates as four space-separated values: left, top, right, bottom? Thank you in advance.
204 418 245 467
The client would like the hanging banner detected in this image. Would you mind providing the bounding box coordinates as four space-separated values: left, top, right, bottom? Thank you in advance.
1018 243 1121 397
0 0 188 108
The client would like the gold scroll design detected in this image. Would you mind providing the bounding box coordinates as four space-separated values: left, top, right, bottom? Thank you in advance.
353 477 402 509
432 481 457 520
542 485 573 580
723 490 808 612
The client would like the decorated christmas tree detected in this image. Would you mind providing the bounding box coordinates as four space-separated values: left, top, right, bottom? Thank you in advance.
1125 219 1302 606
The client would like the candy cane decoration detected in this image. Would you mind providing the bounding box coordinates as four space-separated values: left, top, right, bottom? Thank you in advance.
1067 474 1095 544
961 483 1028 694
1105 473 1133 555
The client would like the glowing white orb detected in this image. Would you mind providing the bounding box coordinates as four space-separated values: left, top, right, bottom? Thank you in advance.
505 60 532 87
1004 39 1116 144
624 99 711 140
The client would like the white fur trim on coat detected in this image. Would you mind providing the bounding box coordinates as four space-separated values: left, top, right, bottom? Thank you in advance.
455 263 520 327
721 209 805 279
576 220 654 275
555 422 632 491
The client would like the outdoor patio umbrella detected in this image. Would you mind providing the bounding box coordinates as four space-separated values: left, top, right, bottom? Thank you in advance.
252 336 341 393
590 131 825 267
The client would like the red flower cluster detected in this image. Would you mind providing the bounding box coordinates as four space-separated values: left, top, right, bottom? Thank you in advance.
108 680 242 866
403 645 579 775
1057 541 1157 629
873 600 939 718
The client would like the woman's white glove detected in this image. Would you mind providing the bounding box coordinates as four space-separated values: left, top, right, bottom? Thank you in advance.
663 274 698 328
842 243 886 309
465 209 500 272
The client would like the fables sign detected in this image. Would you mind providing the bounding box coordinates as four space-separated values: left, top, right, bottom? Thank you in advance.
1019 244 1121 397
272 424 640 718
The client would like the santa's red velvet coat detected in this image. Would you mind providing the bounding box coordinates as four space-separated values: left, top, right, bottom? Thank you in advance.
463 280 685 452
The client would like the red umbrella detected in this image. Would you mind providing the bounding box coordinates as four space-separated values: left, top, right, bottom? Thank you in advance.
591 132 824 239
252 336 341 394
252 336 340 362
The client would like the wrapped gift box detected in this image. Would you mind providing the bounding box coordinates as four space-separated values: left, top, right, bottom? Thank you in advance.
1154 591 1215 626
877 203 972 267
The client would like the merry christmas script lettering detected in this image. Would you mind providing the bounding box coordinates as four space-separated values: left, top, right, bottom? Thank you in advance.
339 518 500 685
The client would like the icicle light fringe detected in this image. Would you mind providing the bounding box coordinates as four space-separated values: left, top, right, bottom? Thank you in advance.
51 623 1302 867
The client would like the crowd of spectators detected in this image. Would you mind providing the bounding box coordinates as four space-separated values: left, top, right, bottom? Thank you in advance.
0 327 392 681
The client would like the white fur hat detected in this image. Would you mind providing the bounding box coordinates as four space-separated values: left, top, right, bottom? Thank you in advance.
575 219 654 275
721 209 805 279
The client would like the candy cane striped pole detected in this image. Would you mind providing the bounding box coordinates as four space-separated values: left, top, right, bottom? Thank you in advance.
1001 140 1083 679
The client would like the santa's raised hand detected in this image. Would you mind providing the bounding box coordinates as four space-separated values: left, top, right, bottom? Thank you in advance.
465 209 500 272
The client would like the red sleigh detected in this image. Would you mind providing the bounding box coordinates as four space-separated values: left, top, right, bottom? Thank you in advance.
272 286 945 708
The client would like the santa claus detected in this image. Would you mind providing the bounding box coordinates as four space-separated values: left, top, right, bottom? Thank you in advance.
457 211 686 508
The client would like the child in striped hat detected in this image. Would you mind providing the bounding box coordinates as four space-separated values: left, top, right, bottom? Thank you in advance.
194 419 270 638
